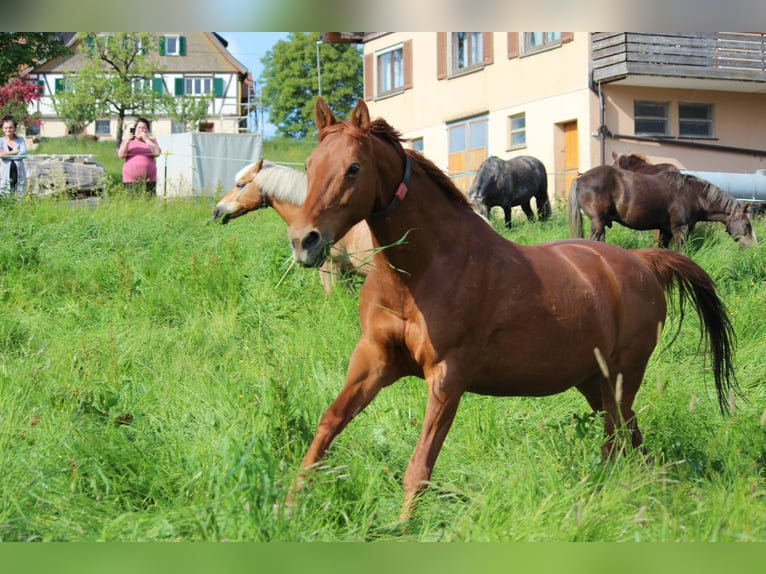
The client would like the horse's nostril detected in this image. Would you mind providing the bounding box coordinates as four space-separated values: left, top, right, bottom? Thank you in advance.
302 231 321 251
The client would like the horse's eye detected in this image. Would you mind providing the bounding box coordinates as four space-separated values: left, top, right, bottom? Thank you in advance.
346 163 361 178
236 182 246 190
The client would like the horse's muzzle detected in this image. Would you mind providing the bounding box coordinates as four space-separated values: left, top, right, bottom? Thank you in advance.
290 229 331 268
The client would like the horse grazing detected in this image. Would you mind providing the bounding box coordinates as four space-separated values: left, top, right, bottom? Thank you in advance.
286 97 740 521
568 165 756 249
467 155 551 228
611 151 679 174
212 158 374 293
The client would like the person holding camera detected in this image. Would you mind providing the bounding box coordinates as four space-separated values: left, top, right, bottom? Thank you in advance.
117 117 161 195
0 115 28 197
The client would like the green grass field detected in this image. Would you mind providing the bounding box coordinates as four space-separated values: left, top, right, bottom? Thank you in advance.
1 139 765 541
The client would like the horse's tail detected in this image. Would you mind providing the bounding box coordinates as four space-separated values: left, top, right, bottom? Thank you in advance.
567 177 583 238
536 169 552 221
633 248 741 414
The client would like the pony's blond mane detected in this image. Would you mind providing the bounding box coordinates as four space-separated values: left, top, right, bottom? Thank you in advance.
241 160 307 206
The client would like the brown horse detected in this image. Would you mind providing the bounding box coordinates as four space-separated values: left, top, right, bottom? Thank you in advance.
212 158 374 293
568 165 757 249
611 151 679 174
286 97 739 521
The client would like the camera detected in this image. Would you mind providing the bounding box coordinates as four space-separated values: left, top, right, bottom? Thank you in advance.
129 127 135 136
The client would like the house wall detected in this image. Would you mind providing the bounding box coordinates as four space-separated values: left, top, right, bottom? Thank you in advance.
602 85 766 173
363 33 598 202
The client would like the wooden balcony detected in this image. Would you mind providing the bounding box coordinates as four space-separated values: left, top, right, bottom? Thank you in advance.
592 33 766 89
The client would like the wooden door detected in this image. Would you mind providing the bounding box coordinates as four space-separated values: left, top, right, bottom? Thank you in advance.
563 121 579 196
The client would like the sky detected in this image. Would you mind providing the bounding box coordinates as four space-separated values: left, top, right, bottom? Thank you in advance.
219 31 290 138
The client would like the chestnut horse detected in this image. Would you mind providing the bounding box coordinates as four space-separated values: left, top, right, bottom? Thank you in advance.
611 151 679 174
287 97 739 521
212 158 374 293
568 165 756 249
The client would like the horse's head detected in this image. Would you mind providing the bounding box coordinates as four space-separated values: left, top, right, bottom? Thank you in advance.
289 97 386 268
212 158 266 224
726 202 758 247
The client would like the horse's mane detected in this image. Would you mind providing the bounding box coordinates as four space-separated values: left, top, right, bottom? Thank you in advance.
251 160 307 205
368 118 471 208
661 171 740 213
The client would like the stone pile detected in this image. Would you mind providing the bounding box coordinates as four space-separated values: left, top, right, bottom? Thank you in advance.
25 154 106 196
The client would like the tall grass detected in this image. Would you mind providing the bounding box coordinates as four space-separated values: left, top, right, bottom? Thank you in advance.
1 148 765 541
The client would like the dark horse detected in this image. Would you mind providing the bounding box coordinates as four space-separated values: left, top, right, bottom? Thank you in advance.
286 97 739 521
568 165 757 249
611 151 679 174
468 155 550 227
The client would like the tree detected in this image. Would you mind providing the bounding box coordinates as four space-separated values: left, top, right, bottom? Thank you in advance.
159 93 214 133
0 33 70 86
260 32 363 139
0 78 43 129
54 33 166 143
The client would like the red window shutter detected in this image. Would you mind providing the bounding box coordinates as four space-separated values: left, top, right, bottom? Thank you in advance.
507 32 519 59
483 33 494 65
561 32 574 44
437 32 447 80
364 52 374 101
403 39 413 89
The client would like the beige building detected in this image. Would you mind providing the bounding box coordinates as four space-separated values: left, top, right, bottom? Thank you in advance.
351 32 766 204
28 32 256 140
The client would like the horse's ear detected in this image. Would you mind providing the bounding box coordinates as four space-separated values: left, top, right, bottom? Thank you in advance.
350 98 370 132
254 157 264 172
314 97 337 132
612 151 618 161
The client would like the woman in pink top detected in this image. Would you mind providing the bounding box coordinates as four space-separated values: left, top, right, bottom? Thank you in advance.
117 117 161 195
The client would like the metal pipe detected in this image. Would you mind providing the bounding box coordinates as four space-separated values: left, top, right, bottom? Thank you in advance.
681 169 766 203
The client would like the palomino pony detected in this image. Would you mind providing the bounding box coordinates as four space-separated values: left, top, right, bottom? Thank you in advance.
568 165 756 249
212 158 374 293
611 151 679 174
286 97 740 521
467 155 551 228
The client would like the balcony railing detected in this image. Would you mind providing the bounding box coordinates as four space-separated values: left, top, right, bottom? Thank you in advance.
592 32 766 85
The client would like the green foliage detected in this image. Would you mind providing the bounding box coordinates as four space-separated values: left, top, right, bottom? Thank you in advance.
0 33 70 86
260 33 363 139
0 162 765 540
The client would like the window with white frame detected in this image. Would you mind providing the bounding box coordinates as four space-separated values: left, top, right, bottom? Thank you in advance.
679 102 714 138
130 77 152 94
163 34 181 56
634 101 670 136
523 33 562 55
451 32 483 75
185 77 213 96
377 44 404 96
509 113 526 149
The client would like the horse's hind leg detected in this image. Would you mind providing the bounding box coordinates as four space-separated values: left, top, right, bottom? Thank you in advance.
587 218 607 242
520 201 535 222
599 370 645 459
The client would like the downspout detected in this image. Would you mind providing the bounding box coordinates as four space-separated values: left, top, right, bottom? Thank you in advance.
598 82 605 166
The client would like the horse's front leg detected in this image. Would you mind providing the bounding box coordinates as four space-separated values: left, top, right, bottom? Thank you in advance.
286 339 400 505
503 205 513 228
587 218 607 242
400 364 463 522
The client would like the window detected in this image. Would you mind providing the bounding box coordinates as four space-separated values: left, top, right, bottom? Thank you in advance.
451 32 483 74
95 120 111 135
185 77 212 96
130 77 152 94
634 101 670 136
410 137 424 153
523 33 562 54
161 34 186 56
448 115 488 193
377 44 404 96
679 103 714 138
171 121 187 134
509 113 526 149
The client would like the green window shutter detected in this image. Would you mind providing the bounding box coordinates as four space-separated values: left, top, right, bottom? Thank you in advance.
152 78 164 94
55 78 66 93
213 78 224 97
179 36 187 56
159 36 166 56
174 78 185 96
